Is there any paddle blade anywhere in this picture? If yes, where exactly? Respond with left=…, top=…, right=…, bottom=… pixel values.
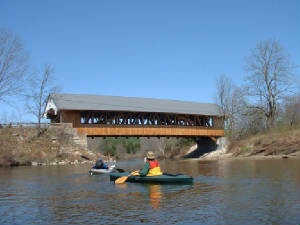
left=115, top=175, right=129, bottom=184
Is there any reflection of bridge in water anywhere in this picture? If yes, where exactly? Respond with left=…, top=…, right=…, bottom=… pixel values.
left=44, top=94, right=224, bottom=156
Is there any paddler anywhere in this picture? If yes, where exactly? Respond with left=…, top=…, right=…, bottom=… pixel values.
left=94, top=158, right=109, bottom=169
left=137, top=151, right=163, bottom=176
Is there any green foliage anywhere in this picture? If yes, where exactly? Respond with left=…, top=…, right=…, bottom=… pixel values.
left=178, top=138, right=196, bottom=149
left=126, top=138, right=140, bottom=154
left=104, top=144, right=117, bottom=156
left=103, top=137, right=140, bottom=155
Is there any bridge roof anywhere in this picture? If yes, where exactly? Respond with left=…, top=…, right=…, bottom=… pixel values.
left=46, top=93, right=222, bottom=116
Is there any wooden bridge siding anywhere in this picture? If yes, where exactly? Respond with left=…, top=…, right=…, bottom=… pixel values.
left=58, top=110, right=224, bottom=137
left=59, top=110, right=81, bottom=125
left=76, top=126, right=224, bottom=137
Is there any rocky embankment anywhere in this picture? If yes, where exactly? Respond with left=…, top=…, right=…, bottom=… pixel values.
left=0, top=124, right=97, bottom=167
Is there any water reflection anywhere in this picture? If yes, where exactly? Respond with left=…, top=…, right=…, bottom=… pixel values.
left=148, top=185, right=162, bottom=209
left=0, top=159, right=299, bottom=225
left=114, top=182, right=163, bottom=209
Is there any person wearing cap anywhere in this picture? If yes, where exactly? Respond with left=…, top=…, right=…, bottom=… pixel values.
left=138, top=151, right=163, bottom=177
left=94, top=158, right=108, bottom=169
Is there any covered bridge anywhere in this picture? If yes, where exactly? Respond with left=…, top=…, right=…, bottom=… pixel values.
left=44, top=93, right=224, bottom=138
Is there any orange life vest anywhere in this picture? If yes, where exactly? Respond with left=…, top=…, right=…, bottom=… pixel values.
left=149, top=159, right=160, bottom=168
left=147, top=159, right=163, bottom=176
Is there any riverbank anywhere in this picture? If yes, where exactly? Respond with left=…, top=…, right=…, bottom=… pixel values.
left=0, top=124, right=299, bottom=167
left=0, top=125, right=97, bottom=166
left=199, top=127, right=300, bottom=160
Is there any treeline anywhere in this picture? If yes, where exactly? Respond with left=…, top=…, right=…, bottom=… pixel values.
left=0, top=28, right=58, bottom=127
left=215, top=39, right=299, bottom=139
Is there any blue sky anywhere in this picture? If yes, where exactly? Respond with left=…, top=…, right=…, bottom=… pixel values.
left=0, top=0, right=299, bottom=122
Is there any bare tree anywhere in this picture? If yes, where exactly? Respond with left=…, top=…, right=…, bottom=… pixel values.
left=244, top=40, right=297, bottom=129
left=281, top=93, right=300, bottom=126
left=26, top=64, right=58, bottom=130
left=0, top=29, right=28, bottom=102
left=215, top=75, right=247, bottom=138
left=216, top=75, right=233, bottom=129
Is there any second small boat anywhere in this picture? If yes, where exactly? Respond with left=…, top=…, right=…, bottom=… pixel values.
left=89, top=162, right=116, bottom=175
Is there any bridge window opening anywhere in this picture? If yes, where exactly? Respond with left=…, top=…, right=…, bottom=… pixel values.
left=79, top=111, right=222, bottom=129
left=209, top=117, right=213, bottom=127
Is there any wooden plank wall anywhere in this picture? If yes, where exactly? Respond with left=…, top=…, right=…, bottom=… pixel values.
left=76, top=126, right=224, bottom=137
left=60, top=110, right=81, bottom=126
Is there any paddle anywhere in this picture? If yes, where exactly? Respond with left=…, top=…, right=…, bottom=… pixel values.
left=115, top=173, right=132, bottom=184
left=115, top=171, right=139, bottom=184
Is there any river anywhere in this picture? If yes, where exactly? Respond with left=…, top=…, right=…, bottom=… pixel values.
left=0, top=158, right=299, bottom=225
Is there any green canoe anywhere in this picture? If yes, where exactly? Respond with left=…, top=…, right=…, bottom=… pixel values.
left=110, top=172, right=193, bottom=184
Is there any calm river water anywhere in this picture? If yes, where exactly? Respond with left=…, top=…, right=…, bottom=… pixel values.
left=0, top=159, right=299, bottom=225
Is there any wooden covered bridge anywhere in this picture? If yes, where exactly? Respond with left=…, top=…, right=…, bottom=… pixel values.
left=44, top=93, right=224, bottom=138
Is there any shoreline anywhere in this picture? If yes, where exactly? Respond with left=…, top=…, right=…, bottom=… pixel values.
left=184, top=146, right=300, bottom=161
left=197, top=152, right=300, bottom=161
left=2, top=151, right=299, bottom=168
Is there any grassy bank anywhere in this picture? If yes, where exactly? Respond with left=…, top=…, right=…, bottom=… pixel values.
left=1, top=124, right=299, bottom=166
left=0, top=125, right=95, bottom=166
left=0, top=125, right=193, bottom=167
left=227, top=127, right=300, bottom=158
